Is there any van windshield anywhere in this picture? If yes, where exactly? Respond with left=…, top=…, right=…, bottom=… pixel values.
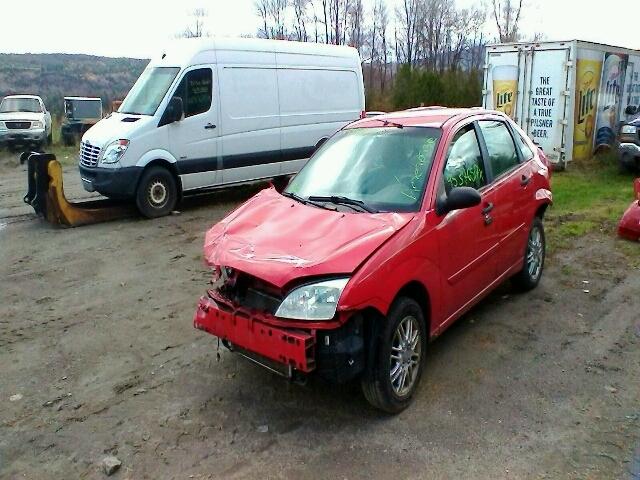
left=285, top=127, right=441, bottom=213
left=119, top=67, right=180, bottom=116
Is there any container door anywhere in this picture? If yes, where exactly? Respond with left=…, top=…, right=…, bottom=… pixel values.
left=483, top=48, right=527, bottom=125
left=521, top=47, right=572, bottom=164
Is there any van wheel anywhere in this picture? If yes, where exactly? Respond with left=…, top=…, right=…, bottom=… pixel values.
left=361, top=297, right=427, bottom=414
left=512, top=217, right=545, bottom=291
left=136, top=166, right=177, bottom=218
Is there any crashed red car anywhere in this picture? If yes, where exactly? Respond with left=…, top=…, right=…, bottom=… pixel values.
left=194, top=108, right=552, bottom=413
left=618, top=178, right=640, bottom=241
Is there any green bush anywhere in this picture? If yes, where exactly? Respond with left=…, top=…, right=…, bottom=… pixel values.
left=390, top=66, right=482, bottom=110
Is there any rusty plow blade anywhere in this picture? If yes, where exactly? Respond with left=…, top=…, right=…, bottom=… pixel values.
left=23, top=152, right=137, bottom=227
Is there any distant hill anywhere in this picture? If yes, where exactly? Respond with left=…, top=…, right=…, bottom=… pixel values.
left=0, top=53, right=148, bottom=116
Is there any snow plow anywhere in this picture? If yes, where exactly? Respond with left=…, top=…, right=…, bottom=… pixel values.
left=618, top=178, right=640, bottom=242
left=23, top=152, right=136, bottom=227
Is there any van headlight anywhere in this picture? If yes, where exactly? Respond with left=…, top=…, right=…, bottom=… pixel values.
left=621, top=125, right=638, bottom=135
left=100, top=139, right=130, bottom=164
left=275, top=278, right=349, bottom=321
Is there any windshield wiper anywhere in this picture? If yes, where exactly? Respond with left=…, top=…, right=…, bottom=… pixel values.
left=281, top=191, right=337, bottom=211
left=307, top=195, right=378, bottom=213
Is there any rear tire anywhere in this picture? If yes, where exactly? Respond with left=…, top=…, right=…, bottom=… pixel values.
left=361, top=297, right=427, bottom=414
left=512, top=217, right=546, bottom=291
left=135, top=166, right=178, bottom=219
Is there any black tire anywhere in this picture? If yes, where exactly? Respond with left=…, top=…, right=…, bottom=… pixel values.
left=512, top=217, right=546, bottom=291
left=135, top=166, right=178, bottom=219
left=62, top=134, right=74, bottom=147
left=361, top=297, right=427, bottom=414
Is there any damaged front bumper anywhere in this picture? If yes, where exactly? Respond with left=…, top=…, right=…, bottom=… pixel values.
left=193, top=289, right=367, bottom=383
left=194, top=291, right=317, bottom=377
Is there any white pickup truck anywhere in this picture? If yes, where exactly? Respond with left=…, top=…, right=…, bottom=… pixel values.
left=0, top=95, right=52, bottom=150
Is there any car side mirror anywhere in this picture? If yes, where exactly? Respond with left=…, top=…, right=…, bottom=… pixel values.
left=436, top=187, right=482, bottom=216
left=625, top=105, right=638, bottom=116
left=159, top=97, right=184, bottom=127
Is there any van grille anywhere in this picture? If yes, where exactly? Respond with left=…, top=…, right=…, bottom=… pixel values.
left=80, top=141, right=101, bottom=167
left=6, top=121, right=31, bottom=130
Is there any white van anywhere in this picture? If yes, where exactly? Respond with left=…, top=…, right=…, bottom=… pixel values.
left=79, top=37, right=365, bottom=217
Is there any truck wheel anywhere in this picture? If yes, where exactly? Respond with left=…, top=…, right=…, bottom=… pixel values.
left=135, top=166, right=178, bottom=218
left=361, top=297, right=427, bottom=414
left=512, top=217, right=545, bottom=291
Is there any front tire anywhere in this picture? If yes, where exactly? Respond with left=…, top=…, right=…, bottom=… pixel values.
left=512, top=217, right=546, bottom=291
left=361, top=297, right=427, bottom=414
left=135, top=166, right=178, bottom=218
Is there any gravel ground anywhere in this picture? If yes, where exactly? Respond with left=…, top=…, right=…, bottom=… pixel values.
left=1, top=153, right=639, bottom=479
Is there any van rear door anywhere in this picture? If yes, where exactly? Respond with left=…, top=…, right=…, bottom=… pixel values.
left=169, top=66, right=221, bottom=190
left=521, top=46, right=572, bottom=164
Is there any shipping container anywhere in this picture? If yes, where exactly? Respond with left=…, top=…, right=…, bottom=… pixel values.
left=482, top=40, right=640, bottom=167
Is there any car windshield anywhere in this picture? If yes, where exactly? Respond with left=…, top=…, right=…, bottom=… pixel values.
left=118, top=67, right=180, bottom=116
left=285, top=126, right=441, bottom=213
left=0, top=98, right=41, bottom=113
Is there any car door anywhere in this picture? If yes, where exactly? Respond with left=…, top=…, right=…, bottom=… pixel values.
left=167, top=66, right=221, bottom=190
left=435, top=122, right=500, bottom=323
left=477, top=119, right=533, bottom=276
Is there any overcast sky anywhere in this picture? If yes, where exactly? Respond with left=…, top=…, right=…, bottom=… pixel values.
left=0, top=0, right=638, bottom=58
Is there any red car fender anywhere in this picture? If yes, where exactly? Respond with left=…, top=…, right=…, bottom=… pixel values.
left=618, top=179, right=640, bottom=241
left=338, top=216, right=443, bottom=334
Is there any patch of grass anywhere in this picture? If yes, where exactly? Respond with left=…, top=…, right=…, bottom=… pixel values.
left=546, top=154, right=637, bottom=254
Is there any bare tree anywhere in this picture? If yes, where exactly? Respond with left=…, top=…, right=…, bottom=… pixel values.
left=396, top=0, right=418, bottom=66
left=348, top=0, right=364, bottom=52
left=179, top=8, right=209, bottom=38
left=492, top=0, right=523, bottom=42
left=292, top=0, right=310, bottom=41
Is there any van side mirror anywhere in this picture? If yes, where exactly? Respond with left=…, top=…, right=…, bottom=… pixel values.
left=625, top=105, right=638, bottom=116
left=159, top=97, right=184, bottom=127
left=436, top=187, right=482, bottom=216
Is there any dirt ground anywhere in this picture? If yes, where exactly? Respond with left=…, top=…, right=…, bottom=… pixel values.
left=1, top=152, right=639, bottom=479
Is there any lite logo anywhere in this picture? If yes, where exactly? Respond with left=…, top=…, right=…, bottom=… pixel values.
left=496, top=90, right=514, bottom=110
left=577, top=86, right=596, bottom=125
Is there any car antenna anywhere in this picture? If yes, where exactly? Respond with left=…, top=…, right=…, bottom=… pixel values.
left=381, top=119, right=403, bottom=129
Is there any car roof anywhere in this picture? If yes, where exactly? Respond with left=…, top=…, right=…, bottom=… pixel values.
left=348, top=107, right=505, bottom=129
left=2, top=95, right=43, bottom=100
left=64, top=97, right=102, bottom=101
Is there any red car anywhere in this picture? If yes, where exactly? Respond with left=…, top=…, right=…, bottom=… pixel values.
left=618, top=178, right=640, bottom=241
left=194, top=108, right=552, bottom=413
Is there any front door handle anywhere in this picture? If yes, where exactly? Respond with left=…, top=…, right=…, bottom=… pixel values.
left=204, top=123, right=217, bottom=130
left=482, top=202, right=494, bottom=215
left=521, top=174, right=531, bottom=186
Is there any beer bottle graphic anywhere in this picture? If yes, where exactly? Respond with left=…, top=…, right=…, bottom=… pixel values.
left=493, top=65, right=519, bottom=118
left=573, top=50, right=603, bottom=160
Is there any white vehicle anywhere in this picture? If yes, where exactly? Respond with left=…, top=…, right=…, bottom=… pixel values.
left=79, top=37, right=365, bottom=217
left=482, top=40, right=640, bottom=167
left=0, top=95, right=52, bottom=150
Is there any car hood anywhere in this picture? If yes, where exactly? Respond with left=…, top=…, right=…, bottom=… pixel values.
left=83, top=112, right=153, bottom=147
left=0, top=112, right=44, bottom=121
left=204, top=188, right=415, bottom=289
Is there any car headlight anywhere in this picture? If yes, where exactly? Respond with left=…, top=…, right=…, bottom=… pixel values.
left=275, top=278, right=349, bottom=321
left=0, top=121, right=5, bottom=130
left=31, top=120, right=44, bottom=129
left=621, top=125, right=638, bottom=135
left=100, top=139, right=130, bottom=164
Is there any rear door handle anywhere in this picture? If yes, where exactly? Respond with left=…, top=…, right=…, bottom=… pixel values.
left=204, top=123, right=217, bottom=130
left=482, top=202, right=494, bottom=215
left=521, top=174, right=531, bottom=186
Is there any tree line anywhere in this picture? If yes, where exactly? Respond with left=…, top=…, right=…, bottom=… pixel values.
left=251, top=0, right=526, bottom=111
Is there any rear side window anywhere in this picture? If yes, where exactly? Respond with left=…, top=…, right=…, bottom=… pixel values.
left=443, top=125, right=486, bottom=193
left=515, top=132, right=534, bottom=161
left=479, top=121, right=520, bottom=177
left=172, top=68, right=212, bottom=118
